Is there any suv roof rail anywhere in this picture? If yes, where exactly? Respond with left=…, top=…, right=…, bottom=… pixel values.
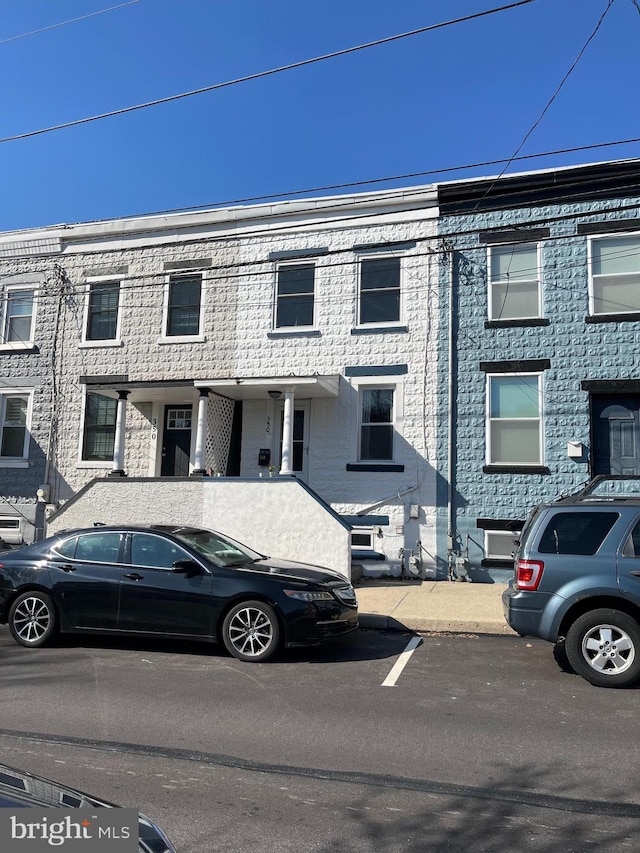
left=570, top=475, right=640, bottom=501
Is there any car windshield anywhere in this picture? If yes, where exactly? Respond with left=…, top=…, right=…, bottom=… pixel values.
left=170, top=528, right=264, bottom=567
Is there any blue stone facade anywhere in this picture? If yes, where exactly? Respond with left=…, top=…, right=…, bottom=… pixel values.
left=436, top=161, right=640, bottom=582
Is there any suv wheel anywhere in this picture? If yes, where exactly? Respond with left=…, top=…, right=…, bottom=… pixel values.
left=565, top=609, right=640, bottom=688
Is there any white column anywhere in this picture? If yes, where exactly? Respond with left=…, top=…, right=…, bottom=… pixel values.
left=109, top=390, right=129, bottom=477
left=192, top=388, right=210, bottom=475
left=280, top=388, right=295, bottom=475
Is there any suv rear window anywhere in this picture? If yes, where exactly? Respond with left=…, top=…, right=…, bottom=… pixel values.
left=538, top=512, right=619, bottom=555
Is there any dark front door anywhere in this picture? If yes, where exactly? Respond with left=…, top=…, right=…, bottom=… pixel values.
left=161, top=405, right=192, bottom=476
left=592, top=395, right=640, bottom=475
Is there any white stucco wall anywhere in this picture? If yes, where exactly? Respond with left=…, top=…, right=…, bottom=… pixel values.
left=46, top=477, right=352, bottom=578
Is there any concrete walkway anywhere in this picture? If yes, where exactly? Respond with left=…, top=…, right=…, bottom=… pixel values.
left=354, top=579, right=516, bottom=635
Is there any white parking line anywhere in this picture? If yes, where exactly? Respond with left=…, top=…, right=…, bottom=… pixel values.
left=381, top=636, right=422, bottom=687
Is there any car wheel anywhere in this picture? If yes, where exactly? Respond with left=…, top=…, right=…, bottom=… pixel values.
left=222, top=600, right=280, bottom=662
left=8, top=591, right=56, bottom=648
left=565, top=609, right=640, bottom=688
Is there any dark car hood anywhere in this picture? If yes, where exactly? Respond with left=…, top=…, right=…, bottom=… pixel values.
left=0, top=763, right=174, bottom=852
left=241, top=557, right=350, bottom=586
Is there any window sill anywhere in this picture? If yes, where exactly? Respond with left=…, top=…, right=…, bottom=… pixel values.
left=0, top=460, right=29, bottom=468
left=79, top=339, right=124, bottom=349
left=267, top=329, right=321, bottom=339
left=0, top=343, right=37, bottom=353
left=585, top=312, right=640, bottom=324
left=157, top=335, right=206, bottom=344
left=483, top=465, right=550, bottom=475
left=76, top=461, right=113, bottom=469
left=485, top=319, right=550, bottom=328
left=346, top=463, right=405, bottom=472
left=351, top=325, right=408, bottom=336
left=78, top=338, right=124, bottom=349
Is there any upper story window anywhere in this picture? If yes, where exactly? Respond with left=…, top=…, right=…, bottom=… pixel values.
left=488, top=243, right=540, bottom=320
left=487, top=374, right=542, bottom=466
left=358, top=257, right=401, bottom=326
left=165, top=273, right=202, bottom=337
left=1, top=287, right=35, bottom=348
left=0, top=393, right=31, bottom=460
left=82, top=392, right=117, bottom=462
left=590, top=234, right=640, bottom=315
left=275, top=263, right=315, bottom=328
left=360, top=387, right=394, bottom=461
left=84, top=280, right=121, bottom=342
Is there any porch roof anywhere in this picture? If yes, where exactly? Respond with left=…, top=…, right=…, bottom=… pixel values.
left=81, top=374, right=341, bottom=402
left=194, top=375, right=340, bottom=400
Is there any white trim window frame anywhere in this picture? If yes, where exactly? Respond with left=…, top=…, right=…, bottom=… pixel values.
left=81, top=276, right=122, bottom=346
left=349, top=377, right=404, bottom=463
left=484, top=529, right=518, bottom=560
left=588, top=232, right=640, bottom=316
left=0, top=390, right=33, bottom=467
left=488, top=242, right=542, bottom=321
left=0, top=285, right=37, bottom=350
left=78, top=389, right=117, bottom=467
left=160, top=271, right=206, bottom=342
left=273, top=261, right=316, bottom=330
left=357, top=254, right=403, bottom=328
left=486, top=373, right=543, bottom=466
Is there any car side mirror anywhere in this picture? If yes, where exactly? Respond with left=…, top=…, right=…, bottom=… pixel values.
left=172, top=559, right=203, bottom=576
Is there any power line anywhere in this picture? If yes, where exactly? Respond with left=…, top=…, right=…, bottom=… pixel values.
left=0, top=1, right=142, bottom=47
left=473, top=0, right=617, bottom=209
left=0, top=0, right=538, bottom=145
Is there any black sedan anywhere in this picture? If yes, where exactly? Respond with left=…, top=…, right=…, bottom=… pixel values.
left=0, top=525, right=358, bottom=661
left=0, top=761, right=176, bottom=852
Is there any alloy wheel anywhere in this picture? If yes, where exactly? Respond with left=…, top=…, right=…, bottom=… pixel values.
left=12, top=596, right=53, bottom=645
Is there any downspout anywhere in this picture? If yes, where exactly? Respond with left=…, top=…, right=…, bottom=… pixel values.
left=446, top=246, right=456, bottom=580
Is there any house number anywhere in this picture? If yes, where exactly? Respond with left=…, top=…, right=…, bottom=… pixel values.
left=266, top=416, right=271, bottom=435
left=151, top=417, right=157, bottom=440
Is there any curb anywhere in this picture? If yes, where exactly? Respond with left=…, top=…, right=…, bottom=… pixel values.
left=359, top=613, right=517, bottom=635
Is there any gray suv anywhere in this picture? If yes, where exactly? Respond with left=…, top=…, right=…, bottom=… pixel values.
left=503, top=476, right=640, bottom=688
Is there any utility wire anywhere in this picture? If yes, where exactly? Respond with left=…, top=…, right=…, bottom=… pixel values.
left=0, top=0, right=537, bottom=145
left=474, top=0, right=616, bottom=208
left=0, top=1, right=142, bottom=47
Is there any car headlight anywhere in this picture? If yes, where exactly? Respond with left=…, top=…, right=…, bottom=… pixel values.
left=284, top=589, right=334, bottom=602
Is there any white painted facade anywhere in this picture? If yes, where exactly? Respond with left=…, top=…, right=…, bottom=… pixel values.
left=1, top=186, right=440, bottom=576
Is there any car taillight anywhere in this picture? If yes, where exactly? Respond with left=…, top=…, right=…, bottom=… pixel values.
left=516, top=559, right=544, bottom=591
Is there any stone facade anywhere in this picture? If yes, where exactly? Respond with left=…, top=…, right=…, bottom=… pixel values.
left=437, top=160, right=640, bottom=581
left=1, top=188, right=441, bottom=577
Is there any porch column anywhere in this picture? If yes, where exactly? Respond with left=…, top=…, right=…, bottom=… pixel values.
left=108, top=390, right=129, bottom=477
left=192, top=387, right=210, bottom=476
left=280, top=388, right=295, bottom=475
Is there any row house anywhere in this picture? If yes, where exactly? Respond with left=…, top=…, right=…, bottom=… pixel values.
left=4, top=158, right=640, bottom=581
left=1, top=187, right=440, bottom=577
left=437, top=158, right=640, bottom=581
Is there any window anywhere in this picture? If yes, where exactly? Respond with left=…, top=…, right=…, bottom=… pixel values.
left=275, top=263, right=315, bottom=328
left=166, top=274, right=202, bottom=337
left=85, top=281, right=120, bottom=341
left=487, top=375, right=542, bottom=465
left=0, top=395, right=29, bottom=458
left=82, top=392, right=117, bottom=461
left=538, top=512, right=618, bottom=555
left=359, top=257, right=401, bottom=325
left=1, top=288, right=34, bottom=346
left=590, top=234, right=640, bottom=315
left=129, top=533, right=190, bottom=569
left=360, top=388, right=394, bottom=461
left=61, top=532, right=123, bottom=563
left=488, top=244, right=540, bottom=320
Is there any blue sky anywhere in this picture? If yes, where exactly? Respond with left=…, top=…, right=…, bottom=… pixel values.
left=1, top=0, right=638, bottom=231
